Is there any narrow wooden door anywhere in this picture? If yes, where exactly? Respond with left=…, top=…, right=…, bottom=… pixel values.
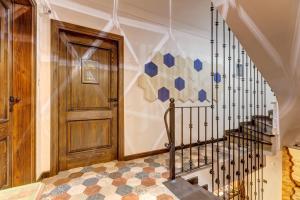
left=57, top=27, right=119, bottom=171
left=0, top=0, right=35, bottom=188
left=0, top=0, right=11, bottom=189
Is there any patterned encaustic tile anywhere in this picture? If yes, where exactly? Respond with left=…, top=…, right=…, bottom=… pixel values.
left=41, top=144, right=224, bottom=200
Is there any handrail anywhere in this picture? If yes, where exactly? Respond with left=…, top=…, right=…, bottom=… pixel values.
left=164, top=107, right=171, bottom=149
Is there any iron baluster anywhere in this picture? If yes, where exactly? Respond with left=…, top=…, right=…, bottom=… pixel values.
left=210, top=2, right=215, bottom=192
left=256, top=67, right=260, bottom=200
left=237, top=42, right=241, bottom=200
left=189, top=107, right=193, bottom=171
left=215, top=10, right=220, bottom=195
left=205, top=107, right=208, bottom=165
left=227, top=27, right=232, bottom=198
left=181, top=107, right=184, bottom=173
left=222, top=19, right=226, bottom=199
left=245, top=55, right=249, bottom=199
left=232, top=34, right=236, bottom=195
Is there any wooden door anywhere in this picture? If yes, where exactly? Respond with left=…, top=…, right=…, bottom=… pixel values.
left=0, top=0, right=36, bottom=188
left=0, top=0, right=12, bottom=189
left=56, top=26, right=120, bottom=171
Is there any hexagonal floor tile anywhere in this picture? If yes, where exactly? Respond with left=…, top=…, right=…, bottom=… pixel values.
left=84, top=185, right=101, bottom=196
left=112, top=177, right=127, bottom=187
left=141, top=178, right=156, bottom=187
left=116, top=185, right=133, bottom=196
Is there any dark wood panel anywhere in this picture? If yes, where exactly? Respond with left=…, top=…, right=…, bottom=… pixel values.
left=51, top=20, right=124, bottom=175
left=36, top=171, right=50, bottom=182
left=67, top=43, right=111, bottom=110
left=0, top=1, right=9, bottom=122
left=0, top=137, right=9, bottom=188
left=66, top=110, right=113, bottom=121
left=67, top=119, right=111, bottom=153
left=0, top=0, right=12, bottom=189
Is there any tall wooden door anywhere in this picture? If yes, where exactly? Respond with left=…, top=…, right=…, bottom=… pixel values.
left=0, top=0, right=36, bottom=188
left=0, top=0, right=12, bottom=189
left=55, top=22, right=121, bottom=171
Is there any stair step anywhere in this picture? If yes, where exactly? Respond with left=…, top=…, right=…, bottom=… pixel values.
left=252, top=116, right=272, bottom=127
left=225, top=130, right=272, bottom=145
left=240, top=122, right=272, bottom=133
left=225, top=129, right=273, bottom=144
left=164, top=177, right=220, bottom=200
left=239, top=124, right=274, bottom=141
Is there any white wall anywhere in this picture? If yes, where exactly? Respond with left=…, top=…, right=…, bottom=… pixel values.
left=35, top=0, right=276, bottom=179
left=35, top=0, right=213, bottom=177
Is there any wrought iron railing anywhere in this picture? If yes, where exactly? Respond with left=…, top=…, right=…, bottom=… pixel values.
left=164, top=3, right=274, bottom=200
left=164, top=99, right=212, bottom=179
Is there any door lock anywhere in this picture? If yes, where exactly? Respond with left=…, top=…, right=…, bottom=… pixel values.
left=9, top=96, right=21, bottom=112
left=109, top=98, right=118, bottom=107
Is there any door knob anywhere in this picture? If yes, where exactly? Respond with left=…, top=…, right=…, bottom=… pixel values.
left=9, top=96, right=21, bottom=112
left=109, top=98, right=118, bottom=102
left=109, top=98, right=118, bottom=107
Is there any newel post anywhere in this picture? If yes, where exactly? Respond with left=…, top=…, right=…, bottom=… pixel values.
left=169, top=98, right=176, bottom=180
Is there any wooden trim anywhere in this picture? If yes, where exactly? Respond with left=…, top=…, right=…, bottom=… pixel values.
left=124, top=149, right=168, bottom=161
left=37, top=171, right=50, bottom=182
left=50, top=20, right=124, bottom=176
left=27, top=0, right=37, bottom=182
left=124, top=138, right=225, bottom=161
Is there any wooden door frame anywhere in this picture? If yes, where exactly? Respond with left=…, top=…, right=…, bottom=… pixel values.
left=50, top=20, right=124, bottom=176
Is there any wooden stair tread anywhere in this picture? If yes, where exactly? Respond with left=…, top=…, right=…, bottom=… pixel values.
left=240, top=124, right=274, bottom=136
left=225, top=128, right=275, bottom=138
left=252, top=116, right=272, bottom=125
left=225, top=131, right=272, bottom=145
left=164, top=177, right=220, bottom=200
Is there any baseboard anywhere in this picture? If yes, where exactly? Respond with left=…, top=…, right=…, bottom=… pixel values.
left=124, top=138, right=225, bottom=161
left=124, top=148, right=168, bottom=161
left=37, top=171, right=50, bottom=182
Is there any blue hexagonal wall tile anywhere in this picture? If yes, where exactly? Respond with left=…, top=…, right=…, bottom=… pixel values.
left=194, top=59, right=203, bottom=72
left=144, top=62, right=158, bottom=77
left=175, top=77, right=185, bottom=91
left=163, top=53, right=175, bottom=68
left=214, top=72, right=222, bottom=83
left=198, top=89, right=207, bottom=102
left=158, top=87, right=170, bottom=102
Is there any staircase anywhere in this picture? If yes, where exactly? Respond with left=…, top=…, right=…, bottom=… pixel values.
left=226, top=115, right=276, bottom=153
left=162, top=2, right=278, bottom=199
left=164, top=100, right=274, bottom=199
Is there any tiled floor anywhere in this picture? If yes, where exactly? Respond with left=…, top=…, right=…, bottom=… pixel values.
left=41, top=146, right=221, bottom=200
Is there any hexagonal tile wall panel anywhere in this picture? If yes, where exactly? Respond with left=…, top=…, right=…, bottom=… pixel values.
left=198, top=89, right=207, bottom=102
left=158, top=87, right=170, bottom=102
left=144, top=62, right=158, bottom=77
left=194, top=59, right=203, bottom=72
left=163, top=53, right=175, bottom=68
left=174, top=77, right=185, bottom=91
left=138, top=52, right=223, bottom=103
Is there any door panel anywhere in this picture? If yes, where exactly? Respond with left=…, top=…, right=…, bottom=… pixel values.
left=0, top=126, right=10, bottom=189
left=0, top=0, right=11, bottom=189
left=67, top=119, right=111, bottom=153
left=58, top=31, right=119, bottom=171
left=67, top=43, right=111, bottom=110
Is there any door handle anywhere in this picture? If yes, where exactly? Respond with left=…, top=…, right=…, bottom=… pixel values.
left=109, top=98, right=118, bottom=102
left=109, top=98, right=118, bottom=107
left=9, top=96, right=21, bottom=112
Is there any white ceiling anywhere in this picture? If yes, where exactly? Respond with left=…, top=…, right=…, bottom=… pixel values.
left=60, top=0, right=211, bottom=35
